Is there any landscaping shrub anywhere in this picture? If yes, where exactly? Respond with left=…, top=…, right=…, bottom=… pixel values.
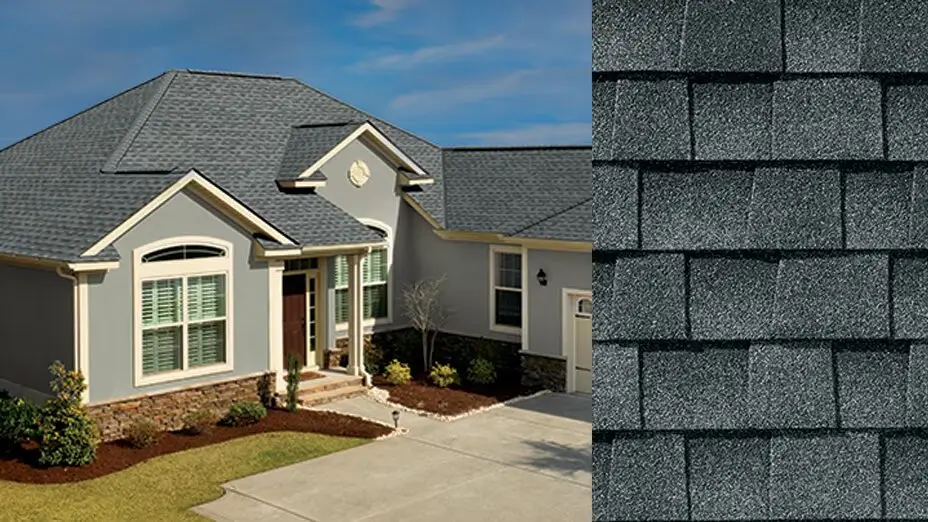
left=384, top=360, right=412, bottom=386
left=124, top=420, right=159, bottom=448
left=182, top=408, right=220, bottom=435
left=37, top=362, right=100, bottom=467
left=0, top=393, right=41, bottom=452
left=466, top=358, right=497, bottom=386
left=429, top=363, right=460, bottom=388
left=369, top=330, right=521, bottom=382
left=285, top=354, right=301, bottom=413
left=222, top=401, right=267, bottom=427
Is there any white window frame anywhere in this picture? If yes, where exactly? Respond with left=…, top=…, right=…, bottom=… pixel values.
left=133, top=236, right=235, bottom=387
left=335, top=219, right=393, bottom=331
left=489, top=245, right=525, bottom=334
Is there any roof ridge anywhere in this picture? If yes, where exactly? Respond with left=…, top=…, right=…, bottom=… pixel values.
left=508, top=197, right=590, bottom=236
left=444, top=144, right=592, bottom=151
left=182, top=69, right=285, bottom=80
left=293, top=121, right=366, bottom=129
left=101, top=71, right=178, bottom=173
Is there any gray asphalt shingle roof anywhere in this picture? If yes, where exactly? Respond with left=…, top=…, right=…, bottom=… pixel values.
left=275, top=123, right=362, bottom=181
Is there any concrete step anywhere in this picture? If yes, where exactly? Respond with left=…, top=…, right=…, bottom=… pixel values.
left=299, top=374, right=363, bottom=394
left=299, top=384, right=367, bottom=407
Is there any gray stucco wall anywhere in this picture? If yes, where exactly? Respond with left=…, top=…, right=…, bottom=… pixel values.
left=86, top=189, right=269, bottom=403
left=0, top=263, right=73, bottom=396
left=526, top=249, right=592, bottom=357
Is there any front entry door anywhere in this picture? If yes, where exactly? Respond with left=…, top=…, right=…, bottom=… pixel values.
left=307, top=275, right=317, bottom=357
left=283, top=274, right=307, bottom=368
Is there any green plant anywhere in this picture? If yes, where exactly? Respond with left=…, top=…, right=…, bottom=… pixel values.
left=428, top=363, right=460, bottom=388
left=285, top=354, right=301, bottom=413
left=182, top=408, right=220, bottom=435
left=383, top=360, right=412, bottom=386
left=37, top=362, right=99, bottom=466
left=0, top=394, right=41, bottom=452
left=466, top=358, right=497, bottom=385
left=222, top=401, right=267, bottom=427
left=124, top=420, right=159, bottom=448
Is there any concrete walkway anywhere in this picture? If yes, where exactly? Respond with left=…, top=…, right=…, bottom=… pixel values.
left=193, top=393, right=591, bottom=522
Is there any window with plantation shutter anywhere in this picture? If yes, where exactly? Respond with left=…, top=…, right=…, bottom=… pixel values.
left=490, top=246, right=522, bottom=331
left=334, top=223, right=391, bottom=326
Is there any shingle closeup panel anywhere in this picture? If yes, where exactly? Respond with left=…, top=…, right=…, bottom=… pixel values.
left=784, top=0, right=861, bottom=72
left=592, top=433, right=613, bottom=522
left=610, top=254, right=687, bottom=340
left=861, top=0, right=928, bottom=72
left=768, top=433, right=881, bottom=520
left=907, top=344, right=928, bottom=426
left=886, top=85, right=928, bottom=160
left=680, top=0, right=782, bottom=72
left=592, top=81, right=616, bottom=160
left=593, top=165, right=638, bottom=251
left=884, top=434, right=928, bottom=519
left=640, top=168, right=753, bottom=250
left=835, top=343, right=909, bottom=428
left=748, top=342, right=837, bottom=429
left=693, top=82, right=772, bottom=160
left=747, top=168, right=842, bottom=249
left=907, top=167, right=928, bottom=248
left=688, top=436, right=770, bottom=521
left=593, top=342, right=641, bottom=430
left=689, top=256, right=778, bottom=340
left=592, top=0, right=686, bottom=72
left=772, top=79, right=883, bottom=159
left=607, top=434, right=688, bottom=521
left=593, top=254, right=616, bottom=341
left=845, top=168, right=913, bottom=249
left=892, top=258, right=928, bottom=339
left=612, top=80, right=690, bottom=160
left=641, top=345, right=749, bottom=430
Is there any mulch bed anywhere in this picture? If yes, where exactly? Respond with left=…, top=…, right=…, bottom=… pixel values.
left=0, top=408, right=392, bottom=485
left=373, top=376, right=540, bottom=416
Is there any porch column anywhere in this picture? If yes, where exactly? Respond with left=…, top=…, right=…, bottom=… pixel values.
left=346, top=253, right=364, bottom=376
left=267, top=260, right=285, bottom=393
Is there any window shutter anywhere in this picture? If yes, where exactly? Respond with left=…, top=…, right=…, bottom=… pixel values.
left=335, top=288, right=349, bottom=323
left=188, top=321, right=226, bottom=368
left=367, top=249, right=387, bottom=284
left=334, top=255, right=348, bottom=287
left=142, top=279, right=183, bottom=327
left=364, top=284, right=388, bottom=319
left=142, top=327, right=182, bottom=375
left=188, top=275, right=226, bottom=321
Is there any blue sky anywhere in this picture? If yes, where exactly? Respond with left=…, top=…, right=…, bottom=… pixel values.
left=0, top=0, right=591, bottom=148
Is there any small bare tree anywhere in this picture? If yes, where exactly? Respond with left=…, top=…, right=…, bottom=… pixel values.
left=403, top=276, right=448, bottom=372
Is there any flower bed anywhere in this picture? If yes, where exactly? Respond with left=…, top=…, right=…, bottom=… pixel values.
left=370, top=376, right=544, bottom=419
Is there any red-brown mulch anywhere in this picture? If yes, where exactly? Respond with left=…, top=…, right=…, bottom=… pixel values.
left=299, top=371, right=326, bottom=381
left=372, top=376, right=540, bottom=416
left=0, top=408, right=392, bottom=485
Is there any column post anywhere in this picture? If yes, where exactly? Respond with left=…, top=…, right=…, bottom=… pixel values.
left=346, top=253, right=363, bottom=376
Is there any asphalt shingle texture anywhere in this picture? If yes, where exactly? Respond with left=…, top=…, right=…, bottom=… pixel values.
left=835, top=342, right=909, bottom=428
left=611, top=80, right=690, bottom=160
left=845, top=168, right=913, bottom=249
left=884, top=434, right=928, bottom=519
left=748, top=342, right=837, bottom=429
left=275, top=123, right=360, bottom=180
left=593, top=165, right=637, bottom=250
left=906, top=344, right=928, bottom=426
left=860, top=0, right=928, bottom=72
left=609, top=254, right=687, bottom=340
left=592, top=81, right=616, bottom=160
left=784, top=0, right=861, bottom=72
left=592, top=342, right=640, bottom=430
left=689, top=256, right=778, bottom=340
left=891, top=257, right=928, bottom=339
left=680, top=0, right=782, bottom=72
left=885, top=85, right=928, bottom=160
left=747, top=168, right=842, bottom=249
left=692, top=82, right=772, bottom=160
left=607, top=434, right=688, bottom=521
left=688, top=436, right=770, bottom=521
left=592, top=433, right=613, bottom=522
left=592, top=254, right=615, bottom=341
left=906, top=167, right=928, bottom=248
left=591, top=0, right=685, bottom=72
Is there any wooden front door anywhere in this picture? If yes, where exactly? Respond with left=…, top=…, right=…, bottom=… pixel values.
left=283, top=274, right=307, bottom=368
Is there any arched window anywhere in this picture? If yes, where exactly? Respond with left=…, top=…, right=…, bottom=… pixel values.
left=576, top=297, right=592, bottom=318
left=333, top=222, right=392, bottom=325
left=133, top=237, right=234, bottom=386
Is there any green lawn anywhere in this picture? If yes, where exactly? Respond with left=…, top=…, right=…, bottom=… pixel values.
left=0, top=432, right=368, bottom=522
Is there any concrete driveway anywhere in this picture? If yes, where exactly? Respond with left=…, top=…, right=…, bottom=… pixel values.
left=194, top=393, right=591, bottom=522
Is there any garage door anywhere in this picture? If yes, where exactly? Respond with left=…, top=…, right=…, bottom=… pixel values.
left=574, top=297, right=592, bottom=394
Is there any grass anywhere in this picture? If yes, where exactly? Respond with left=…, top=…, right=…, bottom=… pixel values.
left=0, top=431, right=368, bottom=522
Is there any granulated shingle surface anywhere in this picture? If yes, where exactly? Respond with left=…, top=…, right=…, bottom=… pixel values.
left=835, top=343, right=909, bottom=428
left=748, top=342, right=837, bottom=429
left=747, top=168, right=842, bottom=249
left=688, top=436, right=770, bottom=521
left=845, top=168, right=913, bottom=249
left=592, top=80, right=616, bottom=160
left=680, top=0, right=782, bottom=72
left=593, top=164, right=638, bottom=251
left=906, top=344, right=928, bottom=426
left=891, top=258, right=928, bottom=339
left=885, top=85, right=928, bottom=160
left=593, top=342, right=641, bottom=430
left=860, top=0, right=928, bottom=72
left=607, top=434, right=688, bottom=521
left=612, top=80, right=690, bottom=160
left=689, top=256, right=778, bottom=339
left=884, top=434, right=928, bottom=519
left=592, top=0, right=686, bottom=72
left=784, top=0, right=861, bottom=72
left=692, top=82, right=772, bottom=160
left=610, top=254, right=687, bottom=340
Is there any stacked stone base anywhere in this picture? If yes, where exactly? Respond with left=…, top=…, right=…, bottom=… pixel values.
left=87, top=373, right=273, bottom=442
left=521, top=353, right=567, bottom=392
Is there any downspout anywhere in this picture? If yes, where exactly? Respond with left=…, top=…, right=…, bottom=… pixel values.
left=55, top=267, right=80, bottom=379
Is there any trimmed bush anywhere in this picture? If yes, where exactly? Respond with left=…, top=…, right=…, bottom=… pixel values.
left=124, top=420, right=159, bottom=449
left=384, top=360, right=412, bottom=386
left=0, top=394, right=41, bottom=452
left=467, top=358, right=497, bottom=385
left=429, top=364, right=460, bottom=388
left=37, top=362, right=99, bottom=467
left=285, top=354, right=301, bottom=413
left=222, top=402, right=267, bottom=427
left=182, top=408, right=220, bottom=435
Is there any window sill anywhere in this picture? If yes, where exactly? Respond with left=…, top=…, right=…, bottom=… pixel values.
left=490, top=324, right=522, bottom=335
left=135, top=362, right=233, bottom=387
left=335, top=317, right=392, bottom=332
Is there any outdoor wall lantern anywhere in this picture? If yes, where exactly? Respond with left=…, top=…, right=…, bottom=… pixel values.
left=536, top=269, right=548, bottom=286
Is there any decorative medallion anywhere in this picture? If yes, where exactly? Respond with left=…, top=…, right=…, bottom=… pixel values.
left=348, top=160, right=370, bottom=187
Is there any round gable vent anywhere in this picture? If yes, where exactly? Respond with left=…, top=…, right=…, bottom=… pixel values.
left=348, top=160, right=370, bottom=187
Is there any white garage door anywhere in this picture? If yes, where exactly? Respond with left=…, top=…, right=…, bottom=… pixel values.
left=574, top=297, right=592, bottom=394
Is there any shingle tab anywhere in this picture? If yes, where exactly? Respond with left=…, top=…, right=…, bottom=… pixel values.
left=592, top=0, right=686, bottom=72
left=607, top=434, right=688, bottom=521
left=891, top=258, right=928, bottom=339
left=593, top=342, right=641, bottom=430
left=907, top=167, right=928, bottom=248
left=906, top=344, right=928, bottom=426
left=693, top=82, right=772, bottom=160
left=886, top=85, right=928, bottom=160
left=769, top=433, right=881, bottom=520
left=592, top=81, right=615, bottom=160
left=593, top=165, right=637, bottom=250
left=592, top=433, right=613, bottom=522
left=689, top=256, right=778, bottom=340
left=612, top=80, right=690, bottom=160
left=845, top=168, right=912, bottom=249
left=884, top=434, right=928, bottom=519
left=680, top=0, right=782, bottom=72
left=688, top=436, right=770, bottom=521
left=748, top=342, right=837, bottom=429
left=610, top=254, right=687, bottom=340
left=772, top=79, right=883, bottom=159
left=784, top=0, right=861, bottom=72
left=640, top=169, right=753, bottom=250
left=593, top=254, right=616, bottom=341
left=641, top=345, right=750, bottom=430
left=747, top=168, right=842, bottom=249
left=774, top=255, right=890, bottom=338
left=835, top=343, right=908, bottom=428
left=861, top=0, right=928, bottom=72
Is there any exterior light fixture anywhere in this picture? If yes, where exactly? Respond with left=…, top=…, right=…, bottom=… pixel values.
left=536, top=269, right=548, bottom=286
left=392, top=410, right=400, bottom=428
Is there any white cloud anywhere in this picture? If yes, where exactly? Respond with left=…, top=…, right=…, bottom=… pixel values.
left=460, top=123, right=592, bottom=146
left=354, top=35, right=506, bottom=71
left=388, top=69, right=541, bottom=111
left=353, top=0, right=416, bottom=27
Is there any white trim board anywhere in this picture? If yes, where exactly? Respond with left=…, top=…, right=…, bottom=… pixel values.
left=561, top=287, right=592, bottom=394
left=488, top=244, right=524, bottom=336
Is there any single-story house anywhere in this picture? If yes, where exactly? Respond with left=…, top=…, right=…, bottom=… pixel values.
left=0, top=69, right=591, bottom=437
left=595, top=0, right=928, bottom=520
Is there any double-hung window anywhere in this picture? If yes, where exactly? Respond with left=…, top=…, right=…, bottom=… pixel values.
left=491, top=246, right=522, bottom=331
left=135, top=239, right=233, bottom=385
left=334, top=225, right=390, bottom=325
